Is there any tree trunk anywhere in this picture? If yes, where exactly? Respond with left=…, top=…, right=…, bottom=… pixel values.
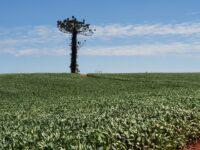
left=70, top=29, right=78, bottom=73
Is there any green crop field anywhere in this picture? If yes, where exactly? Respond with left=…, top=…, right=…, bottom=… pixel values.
left=0, top=73, right=200, bottom=149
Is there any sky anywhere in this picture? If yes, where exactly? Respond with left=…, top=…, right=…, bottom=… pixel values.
left=1, top=0, right=200, bottom=73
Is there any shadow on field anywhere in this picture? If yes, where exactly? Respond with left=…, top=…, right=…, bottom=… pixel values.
left=86, top=74, right=131, bottom=82
left=86, top=74, right=200, bottom=88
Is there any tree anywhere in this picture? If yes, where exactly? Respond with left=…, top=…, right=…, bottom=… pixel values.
left=57, top=16, right=94, bottom=73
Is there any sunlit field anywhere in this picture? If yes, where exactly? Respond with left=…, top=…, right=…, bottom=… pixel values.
left=0, top=73, right=200, bottom=149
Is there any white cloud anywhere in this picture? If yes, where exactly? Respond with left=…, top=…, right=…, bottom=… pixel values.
left=0, top=26, right=66, bottom=45
left=186, top=11, right=200, bottom=16
left=4, top=48, right=68, bottom=57
left=0, top=26, right=68, bottom=56
left=7, top=43, right=200, bottom=56
left=1, top=22, right=200, bottom=57
left=93, top=23, right=200, bottom=39
left=80, top=43, right=200, bottom=56
left=3, top=42, right=199, bottom=57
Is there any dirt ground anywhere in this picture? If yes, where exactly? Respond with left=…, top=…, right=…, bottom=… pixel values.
left=80, top=74, right=88, bottom=78
left=183, top=140, right=200, bottom=150
left=187, top=141, right=200, bottom=150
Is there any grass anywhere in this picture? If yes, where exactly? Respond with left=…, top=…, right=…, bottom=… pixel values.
left=0, top=73, right=200, bottom=149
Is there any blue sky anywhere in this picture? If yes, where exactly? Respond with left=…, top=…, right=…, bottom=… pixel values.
left=1, top=0, right=200, bottom=73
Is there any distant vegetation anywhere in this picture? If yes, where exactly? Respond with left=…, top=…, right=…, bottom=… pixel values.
left=0, top=73, right=200, bottom=149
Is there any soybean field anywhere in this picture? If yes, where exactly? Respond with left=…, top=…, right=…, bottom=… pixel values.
left=0, top=73, right=200, bottom=149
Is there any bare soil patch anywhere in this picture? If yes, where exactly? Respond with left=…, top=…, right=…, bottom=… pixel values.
left=80, top=74, right=88, bottom=78
left=182, top=140, right=200, bottom=150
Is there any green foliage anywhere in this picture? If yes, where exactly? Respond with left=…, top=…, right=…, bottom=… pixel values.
left=0, top=73, right=200, bottom=149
